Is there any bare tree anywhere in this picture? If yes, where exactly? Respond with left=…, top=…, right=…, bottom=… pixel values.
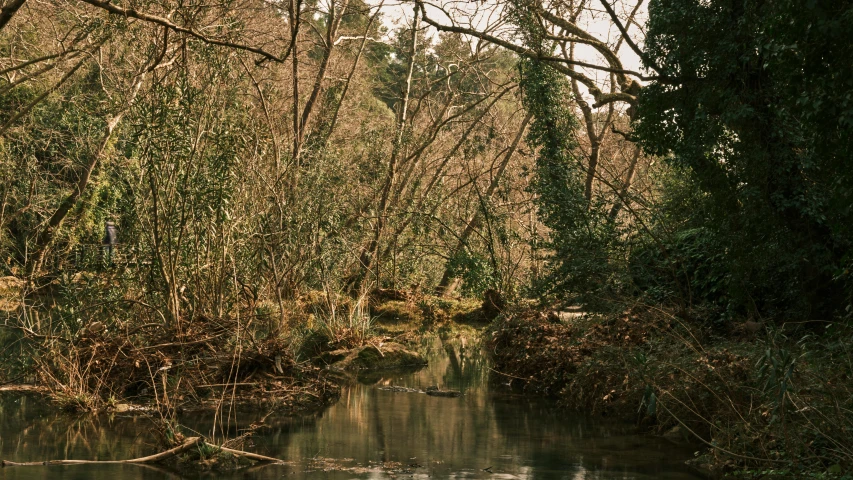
left=416, top=0, right=656, bottom=229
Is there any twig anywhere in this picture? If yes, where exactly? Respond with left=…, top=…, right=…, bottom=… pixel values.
left=1, top=437, right=285, bottom=467
left=488, top=366, right=528, bottom=381
left=1, top=436, right=203, bottom=466
left=196, top=383, right=257, bottom=388
left=137, top=336, right=219, bottom=350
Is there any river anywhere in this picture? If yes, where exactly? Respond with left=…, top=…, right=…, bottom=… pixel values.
left=0, top=335, right=703, bottom=479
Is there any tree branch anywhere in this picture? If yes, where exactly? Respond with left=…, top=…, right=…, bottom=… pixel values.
left=417, top=3, right=597, bottom=92
left=1, top=436, right=285, bottom=466
left=534, top=7, right=629, bottom=87
left=416, top=1, right=644, bottom=107
left=79, top=0, right=287, bottom=63
left=597, top=0, right=664, bottom=76
left=0, top=51, right=65, bottom=76
left=592, top=91, right=636, bottom=108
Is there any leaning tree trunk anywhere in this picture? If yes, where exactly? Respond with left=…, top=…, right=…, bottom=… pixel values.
left=299, top=0, right=350, bottom=143
left=0, top=0, right=27, bottom=31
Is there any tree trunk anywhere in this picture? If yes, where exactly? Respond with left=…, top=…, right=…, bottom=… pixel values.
left=289, top=0, right=302, bottom=167
left=584, top=141, right=600, bottom=204
left=299, top=0, right=350, bottom=141
left=608, top=144, right=641, bottom=220
left=353, top=6, right=419, bottom=291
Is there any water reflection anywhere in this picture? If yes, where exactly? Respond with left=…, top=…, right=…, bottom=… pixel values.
left=0, top=336, right=702, bottom=479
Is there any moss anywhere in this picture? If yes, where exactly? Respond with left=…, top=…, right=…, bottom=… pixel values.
left=418, top=296, right=484, bottom=326
left=355, top=345, right=382, bottom=365
left=168, top=445, right=255, bottom=473
left=322, top=343, right=426, bottom=372
left=373, top=300, right=422, bottom=323
left=371, top=295, right=487, bottom=335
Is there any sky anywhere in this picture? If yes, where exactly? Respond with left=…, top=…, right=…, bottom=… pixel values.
left=372, top=0, right=649, bottom=84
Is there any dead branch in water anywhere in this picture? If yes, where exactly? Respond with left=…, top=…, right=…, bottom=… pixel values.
left=216, top=446, right=281, bottom=463
left=0, top=436, right=283, bottom=467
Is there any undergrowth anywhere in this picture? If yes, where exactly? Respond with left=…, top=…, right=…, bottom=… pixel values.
left=0, top=284, right=354, bottom=413
left=487, top=306, right=853, bottom=477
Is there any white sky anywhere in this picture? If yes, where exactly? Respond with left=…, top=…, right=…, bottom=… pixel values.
left=373, top=0, right=648, bottom=84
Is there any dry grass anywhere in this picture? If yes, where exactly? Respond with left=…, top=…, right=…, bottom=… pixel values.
left=0, top=276, right=24, bottom=312
left=2, top=300, right=339, bottom=415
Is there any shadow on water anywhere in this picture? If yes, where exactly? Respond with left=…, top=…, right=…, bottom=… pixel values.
left=0, top=336, right=704, bottom=479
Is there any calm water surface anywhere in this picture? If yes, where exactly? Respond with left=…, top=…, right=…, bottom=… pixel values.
left=0, top=336, right=702, bottom=479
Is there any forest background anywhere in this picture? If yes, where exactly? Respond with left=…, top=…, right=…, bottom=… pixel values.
left=1, top=0, right=853, bottom=475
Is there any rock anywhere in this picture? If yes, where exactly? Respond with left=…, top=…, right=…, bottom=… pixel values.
left=544, top=310, right=583, bottom=323
left=87, top=321, right=106, bottom=334
left=558, top=311, right=584, bottom=322
left=113, top=403, right=134, bottom=413
left=662, top=425, right=689, bottom=444
left=318, top=350, right=349, bottom=365
left=355, top=345, right=384, bottom=366
left=320, top=342, right=426, bottom=372
left=425, top=386, right=462, bottom=397
left=109, top=403, right=150, bottom=413
left=745, top=320, right=764, bottom=333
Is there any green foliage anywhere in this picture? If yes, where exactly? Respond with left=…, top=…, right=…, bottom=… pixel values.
left=518, top=57, right=626, bottom=309
left=757, top=339, right=798, bottom=424
left=637, top=0, right=853, bottom=320
left=0, top=69, right=109, bottom=264
left=629, top=225, right=730, bottom=319
left=445, top=250, right=495, bottom=297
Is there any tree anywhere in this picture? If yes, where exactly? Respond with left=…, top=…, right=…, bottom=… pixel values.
left=636, top=0, right=853, bottom=319
left=416, top=0, right=661, bottom=300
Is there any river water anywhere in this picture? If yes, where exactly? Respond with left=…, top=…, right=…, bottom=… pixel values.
left=0, top=335, right=703, bottom=479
